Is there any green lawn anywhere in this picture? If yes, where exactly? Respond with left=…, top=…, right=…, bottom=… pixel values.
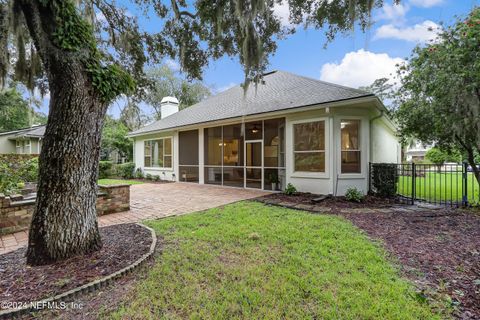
left=398, top=172, right=480, bottom=204
left=98, top=179, right=144, bottom=186
left=108, top=202, right=440, bottom=319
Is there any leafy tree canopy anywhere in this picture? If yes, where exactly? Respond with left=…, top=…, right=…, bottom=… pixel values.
left=358, top=77, right=396, bottom=109
left=394, top=7, right=480, bottom=183
left=0, top=87, right=46, bottom=132
left=0, top=0, right=392, bottom=101
left=101, top=115, right=132, bottom=161
left=425, top=147, right=461, bottom=165
left=143, top=65, right=211, bottom=119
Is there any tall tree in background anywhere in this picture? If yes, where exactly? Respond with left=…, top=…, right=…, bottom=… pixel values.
left=144, top=65, right=211, bottom=119
left=0, top=87, right=46, bottom=131
left=358, top=78, right=396, bottom=108
left=395, top=7, right=480, bottom=185
left=101, top=116, right=133, bottom=161
left=0, top=0, right=392, bottom=265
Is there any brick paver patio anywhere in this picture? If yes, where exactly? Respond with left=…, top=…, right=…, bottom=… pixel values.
left=0, top=182, right=268, bottom=255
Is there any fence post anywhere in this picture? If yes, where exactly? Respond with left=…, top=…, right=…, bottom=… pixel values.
left=462, top=161, right=469, bottom=207
left=411, top=162, right=416, bottom=205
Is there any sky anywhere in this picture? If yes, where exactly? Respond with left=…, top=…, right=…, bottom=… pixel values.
left=34, top=0, right=477, bottom=117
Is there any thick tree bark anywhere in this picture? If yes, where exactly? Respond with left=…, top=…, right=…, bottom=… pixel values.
left=19, top=1, right=105, bottom=265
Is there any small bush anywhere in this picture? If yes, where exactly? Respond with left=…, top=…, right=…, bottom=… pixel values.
left=118, top=162, right=135, bottom=179
left=284, top=183, right=297, bottom=195
left=145, top=173, right=153, bottom=180
left=345, top=187, right=364, bottom=202
left=135, top=168, right=144, bottom=179
left=153, top=175, right=160, bottom=182
left=99, top=161, right=113, bottom=179
left=371, top=163, right=397, bottom=197
left=0, top=156, right=39, bottom=195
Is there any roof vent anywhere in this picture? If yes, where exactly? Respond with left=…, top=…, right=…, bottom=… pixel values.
left=160, top=96, right=179, bottom=119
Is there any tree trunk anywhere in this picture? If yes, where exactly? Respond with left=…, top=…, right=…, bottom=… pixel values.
left=19, top=1, right=106, bottom=265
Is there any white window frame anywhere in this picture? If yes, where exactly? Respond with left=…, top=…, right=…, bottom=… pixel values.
left=290, top=117, right=329, bottom=178
left=144, top=136, right=174, bottom=170
left=338, top=117, right=365, bottom=178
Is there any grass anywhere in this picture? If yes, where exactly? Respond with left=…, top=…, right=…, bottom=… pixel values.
left=98, top=179, right=144, bottom=186
left=108, top=201, right=440, bottom=319
left=398, top=172, right=480, bottom=204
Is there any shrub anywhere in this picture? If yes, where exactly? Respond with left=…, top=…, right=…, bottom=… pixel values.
left=284, top=183, right=297, bottom=195
left=19, top=157, right=38, bottom=182
left=135, top=168, right=144, bottom=179
left=99, top=161, right=113, bottom=179
left=153, top=175, right=160, bottom=181
left=145, top=173, right=153, bottom=180
left=117, top=162, right=135, bottom=179
left=0, top=156, right=39, bottom=195
left=371, top=163, right=397, bottom=197
left=345, top=187, right=364, bottom=202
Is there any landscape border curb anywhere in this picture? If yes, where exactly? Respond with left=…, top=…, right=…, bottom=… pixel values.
left=0, top=223, right=157, bottom=319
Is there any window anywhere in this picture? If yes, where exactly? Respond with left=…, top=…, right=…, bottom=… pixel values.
left=293, top=121, right=325, bottom=172
left=144, top=137, right=173, bottom=168
left=16, top=140, right=23, bottom=154
left=341, top=120, right=361, bottom=173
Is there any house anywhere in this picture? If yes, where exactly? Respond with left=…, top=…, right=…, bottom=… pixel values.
left=127, top=70, right=400, bottom=195
left=0, top=125, right=45, bottom=155
left=404, top=139, right=431, bottom=162
left=0, top=125, right=127, bottom=163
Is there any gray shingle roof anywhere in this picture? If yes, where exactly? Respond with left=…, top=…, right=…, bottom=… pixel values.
left=0, top=125, right=45, bottom=138
left=129, top=70, right=372, bottom=136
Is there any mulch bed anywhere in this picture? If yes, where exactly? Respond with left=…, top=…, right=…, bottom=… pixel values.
left=258, top=192, right=397, bottom=208
left=0, top=223, right=152, bottom=309
left=342, top=209, right=480, bottom=319
left=258, top=192, right=479, bottom=319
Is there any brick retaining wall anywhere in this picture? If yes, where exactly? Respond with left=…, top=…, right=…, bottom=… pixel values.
left=0, top=185, right=130, bottom=235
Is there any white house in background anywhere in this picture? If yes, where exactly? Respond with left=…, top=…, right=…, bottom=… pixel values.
left=0, top=125, right=45, bottom=155
left=127, top=70, right=400, bottom=195
left=404, top=140, right=432, bottom=162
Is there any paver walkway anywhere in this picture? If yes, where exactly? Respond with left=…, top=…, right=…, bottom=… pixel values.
left=0, top=182, right=269, bottom=255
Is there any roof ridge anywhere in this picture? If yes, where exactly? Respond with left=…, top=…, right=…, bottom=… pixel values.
left=274, top=70, right=371, bottom=95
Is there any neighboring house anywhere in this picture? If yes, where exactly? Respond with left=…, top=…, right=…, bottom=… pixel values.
left=0, top=125, right=45, bottom=155
left=127, top=70, right=400, bottom=195
left=404, top=140, right=431, bottom=162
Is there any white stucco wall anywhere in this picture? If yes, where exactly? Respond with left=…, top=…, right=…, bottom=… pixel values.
left=133, top=130, right=179, bottom=181
left=370, top=117, right=401, bottom=164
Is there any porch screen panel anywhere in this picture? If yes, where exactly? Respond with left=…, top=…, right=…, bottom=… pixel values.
left=204, top=126, right=222, bottom=184
left=179, top=130, right=199, bottom=182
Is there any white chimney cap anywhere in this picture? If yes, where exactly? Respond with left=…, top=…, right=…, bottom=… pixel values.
left=161, top=96, right=179, bottom=105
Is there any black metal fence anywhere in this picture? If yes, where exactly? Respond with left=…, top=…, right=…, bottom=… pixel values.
left=369, top=162, right=480, bottom=207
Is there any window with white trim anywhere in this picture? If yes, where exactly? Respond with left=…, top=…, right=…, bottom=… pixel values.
left=293, top=120, right=325, bottom=172
left=144, top=137, right=173, bottom=168
left=341, top=120, right=361, bottom=173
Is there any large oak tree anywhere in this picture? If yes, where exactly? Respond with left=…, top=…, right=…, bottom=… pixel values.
left=0, top=0, right=393, bottom=265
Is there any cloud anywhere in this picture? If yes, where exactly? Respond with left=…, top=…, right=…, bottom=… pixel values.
left=319, top=49, right=404, bottom=88
left=409, top=0, right=443, bottom=8
left=377, top=3, right=409, bottom=25
left=374, top=20, right=440, bottom=43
